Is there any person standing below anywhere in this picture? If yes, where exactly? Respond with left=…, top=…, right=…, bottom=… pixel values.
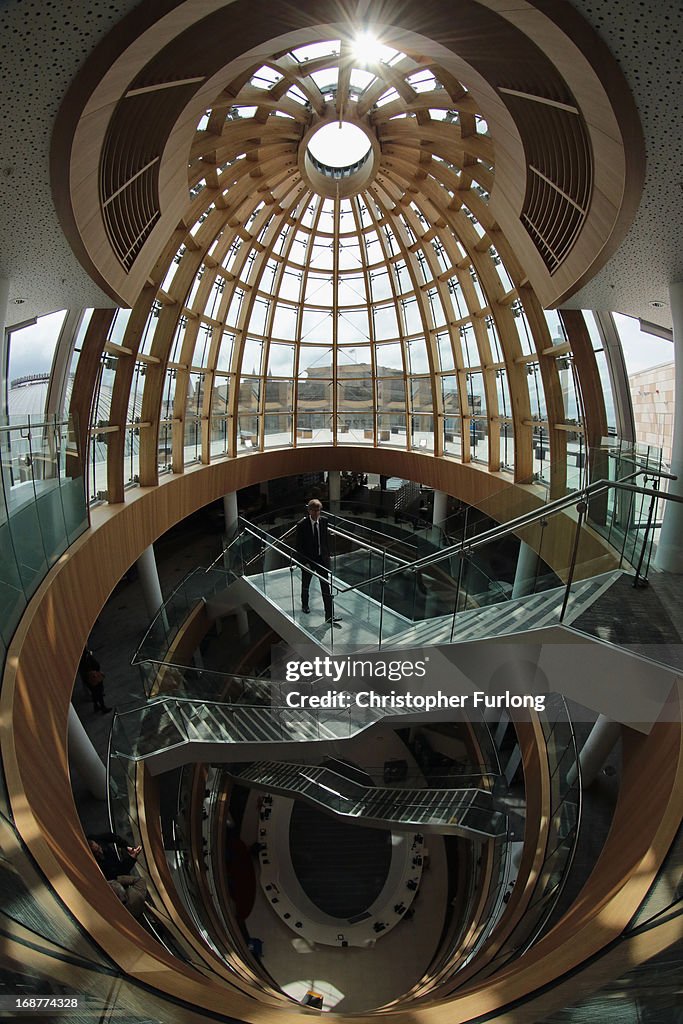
left=79, top=647, right=111, bottom=714
left=295, top=499, right=341, bottom=627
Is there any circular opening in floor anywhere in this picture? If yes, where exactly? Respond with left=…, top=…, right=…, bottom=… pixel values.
left=307, top=121, right=371, bottom=170
left=289, top=801, right=392, bottom=918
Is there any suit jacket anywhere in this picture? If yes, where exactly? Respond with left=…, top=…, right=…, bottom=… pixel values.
left=296, top=515, right=332, bottom=565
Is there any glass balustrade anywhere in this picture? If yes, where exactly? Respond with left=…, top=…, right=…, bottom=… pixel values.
left=0, top=414, right=87, bottom=654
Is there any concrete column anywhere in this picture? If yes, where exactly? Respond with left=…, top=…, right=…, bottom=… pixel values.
left=223, top=491, right=239, bottom=537
left=654, top=281, right=683, bottom=571
left=512, top=541, right=539, bottom=598
left=68, top=704, right=107, bottom=800
left=432, top=489, right=448, bottom=526
left=567, top=715, right=621, bottom=788
left=328, top=470, right=341, bottom=514
left=136, top=544, right=166, bottom=623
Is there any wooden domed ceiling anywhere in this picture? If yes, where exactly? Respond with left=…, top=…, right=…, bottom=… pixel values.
left=50, top=1, right=645, bottom=500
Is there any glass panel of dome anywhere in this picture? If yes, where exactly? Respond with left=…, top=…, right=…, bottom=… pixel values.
left=267, top=344, right=295, bottom=378
left=407, top=70, right=437, bottom=93
left=437, top=332, right=455, bottom=371
left=289, top=232, right=308, bottom=263
left=297, top=346, right=332, bottom=375
left=210, top=376, right=229, bottom=416
left=249, top=65, right=283, bottom=89
left=512, top=300, right=535, bottom=356
left=125, top=361, right=145, bottom=427
left=209, top=416, right=229, bottom=457
left=373, top=304, right=399, bottom=340
left=337, top=275, right=364, bottom=305
left=377, top=372, right=405, bottom=404
left=309, top=241, right=335, bottom=272
left=444, top=420, right=462, bottom=457
left=337, top=309, right=370, bottom=343
left=411, top=414, right=434, bottom=450
left=486, top=317, right=503, bottom=362
left=369, top=269, right=391, bottom=302
left=271, top=304, right=298, bottom=340
left=350, top=68, right=375, bottom=92
left=297, top=379, right=332, bottom=410
left=495, top=369, right=511, bottom=417
left=401, top=299, right=423, bottom=335
left=339, top=243, right=362, bottom=271
left=407, top=338, right=430, bottom=374
left=238, top=377, right=260, bottom=420
left=376, top=88, right=399, bottom=107
left=337, top=345, right=371, bottom=368
left=544, top=310, right=568, bottom=346
left=558, top=356, right=581, bottom=422
left=161, top=368, right=176, bottom=415
left=202, top=278, right=224, bottom=320
left=265, top=379, right=293, bottom=410
left=458, top=323, right=478, bottom=366
left=309, top=69, right=338, bottom=95
left=317, top=201, right=335, bottom=233
left=138, top=303, right=161, bottom=355
left=301, top=309, right=332, bottom=343
left=247, top=298, right=269, bottom=335
left=290, top=40, right=339, bottom=63
left=469, top=418, right=488, bottom=463
left=375, top=342, right=403, bottom=372
left=442, top=375, right=460, bottom=413
left=241, top=338, right=264, bottom=375
left=191, top=324, right=212, bottom=368
left=286, top=85, right=308, bottom=105
left=226, top=289, right=244, bottom=327
left=222, top=240, right=241, bottom=271
left=216, top=330, right=234, bottom=372
left=337, top=377, right=373, bottom=411
left=427, top=289, right=446, bottom=327
left=296, top=413, right=332, bottom=444
left=378, top=413, right=406, bottom=444
left=264, top=414, right=292, bottom=448
left=304, top=275, right=333, bottom=304
left=365, top=235, right=383, bottom=264
left=411, top=379, right=432, bottom=412
left=238, top=414, right=259, bottom=448
left=469, top=268, right=486, bottom=308
left=466, top=373, right=486, bottom=416
left=278, top=271, right=302, bottom=303
left=527, top=363, right=547, bottom=419
left=499, top=422, right=514, bottom=471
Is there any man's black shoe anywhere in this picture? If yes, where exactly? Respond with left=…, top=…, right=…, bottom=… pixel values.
left=325, top=617, right=342, bottom=628
left=301, top=605, right=310, bottom=614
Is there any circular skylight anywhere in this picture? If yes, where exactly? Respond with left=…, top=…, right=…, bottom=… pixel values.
left=307, top=121, right=371, bottom=168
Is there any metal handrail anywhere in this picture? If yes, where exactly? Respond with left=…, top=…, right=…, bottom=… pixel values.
left=233, top=475, right=681, bottom=599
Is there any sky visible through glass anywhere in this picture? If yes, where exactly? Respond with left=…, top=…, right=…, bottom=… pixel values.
left=308, top=122, right=371, bottom=168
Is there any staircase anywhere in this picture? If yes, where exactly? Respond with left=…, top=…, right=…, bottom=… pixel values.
left=227, top=760, right=507, bottom=839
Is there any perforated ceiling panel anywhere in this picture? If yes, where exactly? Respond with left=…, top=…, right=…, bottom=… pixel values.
left=0, top=0, right=141, bottom=327
left=567, top=0, right=683, bottom=328
left=0, top=0, right=681, bottom=329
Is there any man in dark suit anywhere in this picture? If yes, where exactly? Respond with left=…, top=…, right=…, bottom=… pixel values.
left=295, top=499, right=341, bottom=626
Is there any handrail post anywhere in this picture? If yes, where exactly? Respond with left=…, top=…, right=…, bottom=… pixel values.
left=633, top=479, right=658, bottom=588
left=378, top=549, right=386, bottom=649
left=559, top=498, right=587, bottom=623
left=450, top=549, right=466, bottom=643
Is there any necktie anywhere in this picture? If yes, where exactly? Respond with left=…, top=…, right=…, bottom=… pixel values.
left=314, top=520, right=320, bottom=555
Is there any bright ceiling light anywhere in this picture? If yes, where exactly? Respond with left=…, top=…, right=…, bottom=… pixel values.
left=353, top=31, right=381, bottom=65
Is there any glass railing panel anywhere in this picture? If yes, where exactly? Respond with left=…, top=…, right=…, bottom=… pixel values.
left=0, top=519, right=27, bottom=646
